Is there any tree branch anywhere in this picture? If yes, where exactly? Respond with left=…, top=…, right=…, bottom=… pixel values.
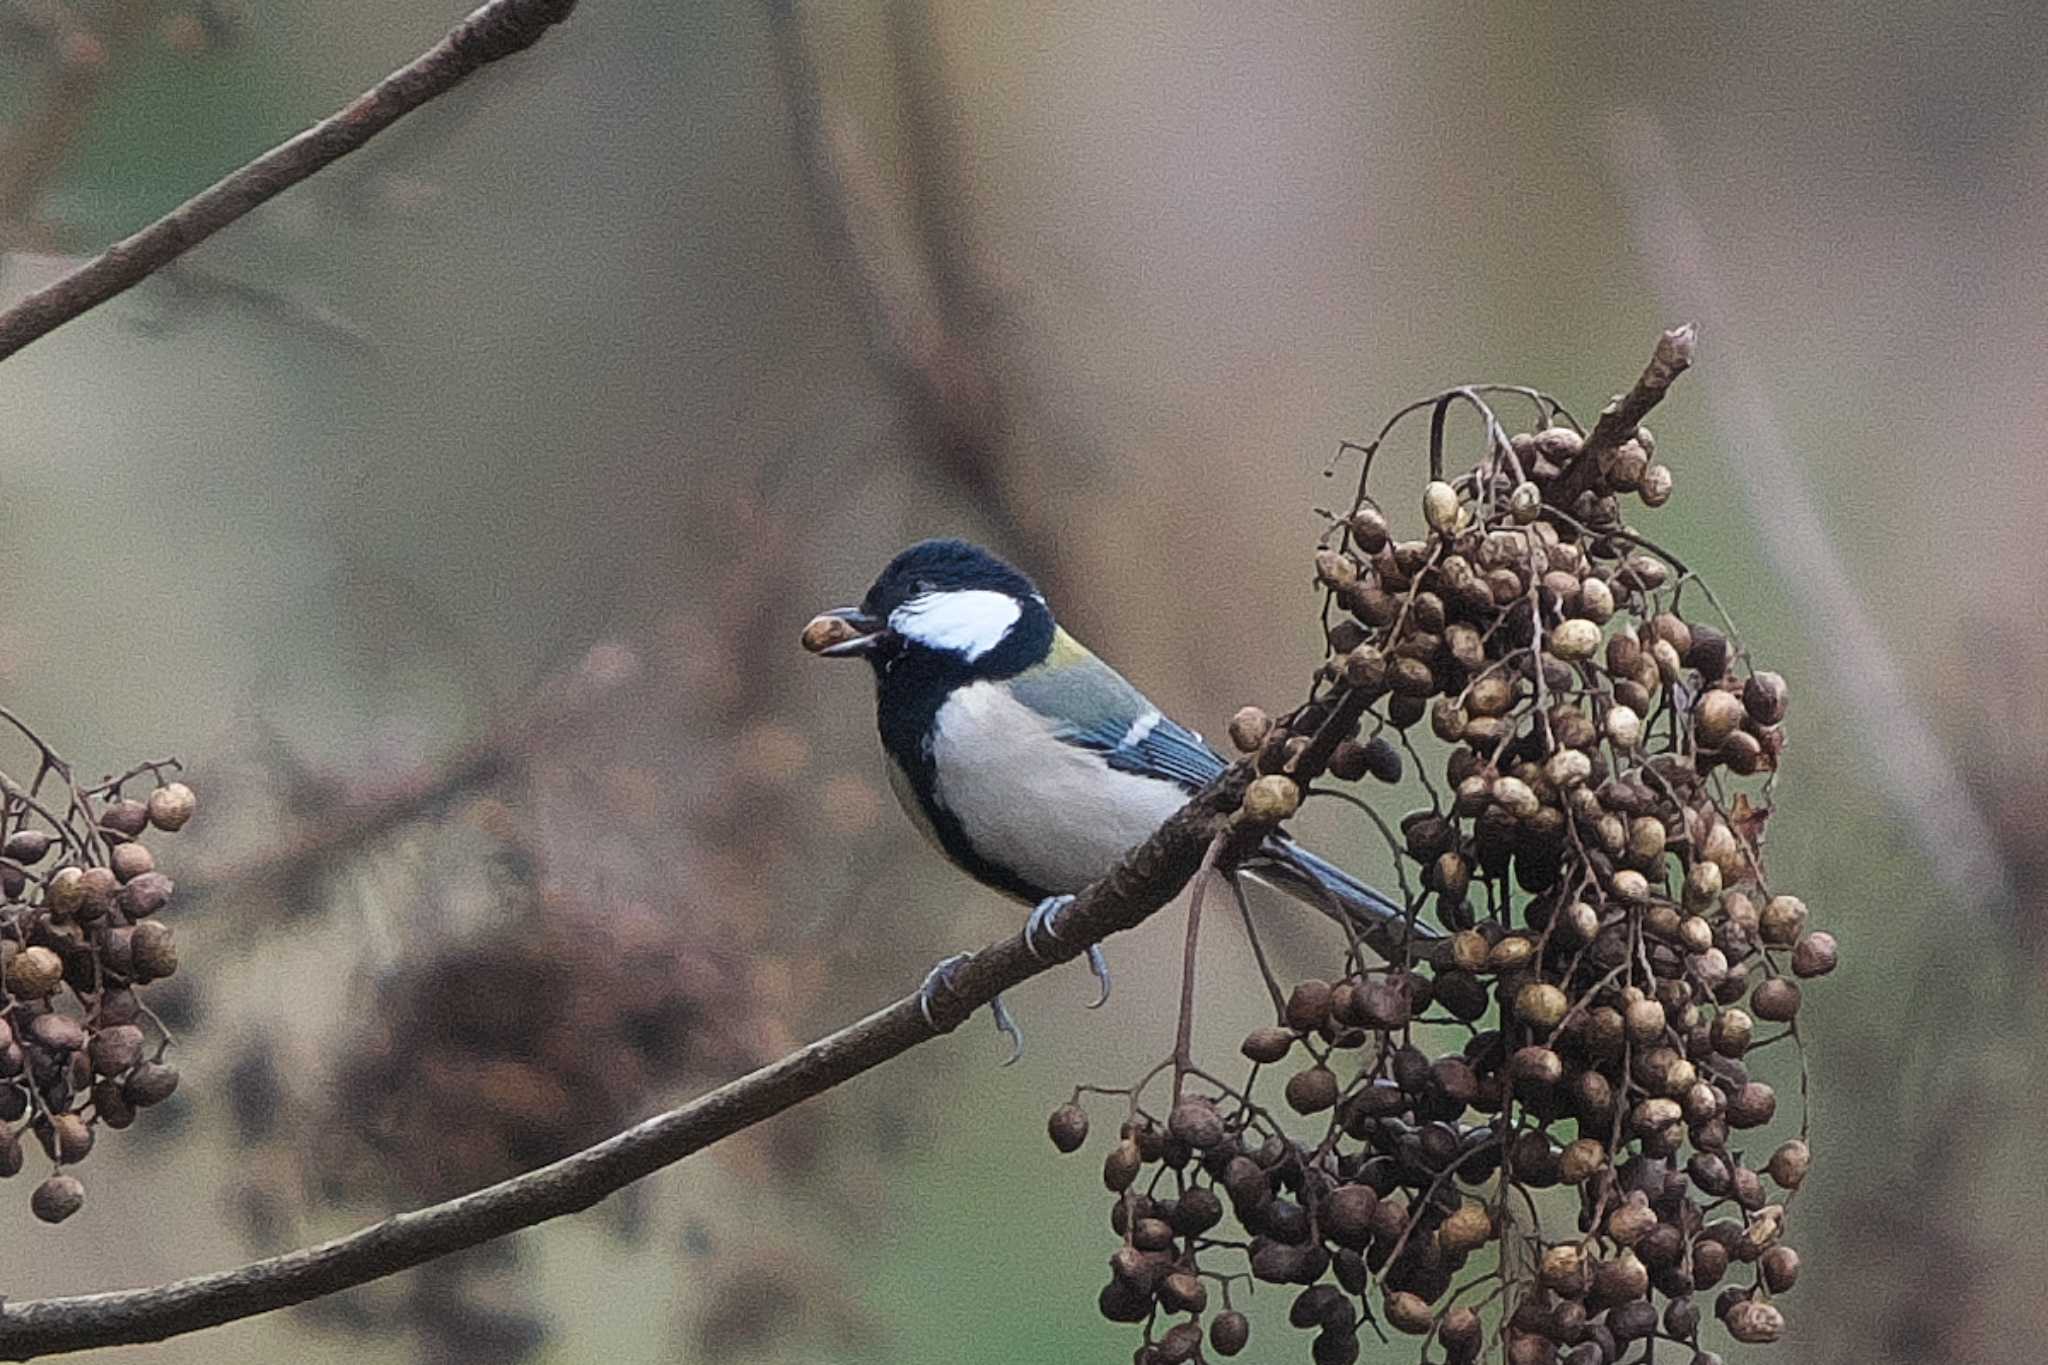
left=0, top=761, right=1255, bottom=1360
left=0, top=0, right=582, bottom=365
left=1549, top=322, right=1696, bottom=506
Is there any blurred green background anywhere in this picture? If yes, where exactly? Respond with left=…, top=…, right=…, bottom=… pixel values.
left=4, top=1, right=2045, bottom=1361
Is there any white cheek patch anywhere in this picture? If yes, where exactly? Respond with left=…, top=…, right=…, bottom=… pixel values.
left=890, top=590, right=1022, bottom=661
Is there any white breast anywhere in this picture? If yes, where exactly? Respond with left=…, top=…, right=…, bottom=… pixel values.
left=927, top=681, right=1190, bottom=897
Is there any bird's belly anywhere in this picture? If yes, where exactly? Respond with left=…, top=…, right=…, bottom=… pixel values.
left=928, top=683, right=1190, bottom=897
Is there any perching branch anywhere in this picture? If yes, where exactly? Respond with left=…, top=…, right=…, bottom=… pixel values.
left=0, top=0, right=582, bottom=365
left=0, top=761, right=1255, bottom=1360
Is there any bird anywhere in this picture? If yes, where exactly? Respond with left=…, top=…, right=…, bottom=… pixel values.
left=805, top=538, right=1434, bottom=1059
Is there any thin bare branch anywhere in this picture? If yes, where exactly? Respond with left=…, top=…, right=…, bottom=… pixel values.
left=1549, top=323, right=1696, bottom=505
left=0, top=759, right=1255, bottom=1360
left=0, top=0, right=581, bottom=364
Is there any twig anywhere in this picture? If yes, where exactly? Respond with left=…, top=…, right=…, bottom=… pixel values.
left=1171, top=835, right=1227, bottom=1104
left=185, top=640, right=638, bottom=897
left=0, top=0, right=582, bottom=364
left=0, top=757, right=1253, bottom=1360
left=1548, top=323, right=1697, bottom=506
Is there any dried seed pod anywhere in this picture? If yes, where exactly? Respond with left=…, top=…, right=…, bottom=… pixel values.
left=1516, top=981, right=1568, bottom=1029
left=8, top=945, right=63, bottom=997
left=1723, top=1299, right=1784, bottom=1344
left=1509, top=481, right=1542, bottom=522
left=31, top=1173, right=85, bottom=1223
left=146, top=782, right=197, bottom=832
left=1168, top=1099, right=1227, bottom=1150
left=1757, top=1141, right=1808, bottom=1194
left=1103, top=1138, right=1142, bottom=1192
left=1322, top=1183, right=1379, bottom=1248
left=1725, top=1082, right=1777, bottom=1128
left=1438, top=1200, right=1493, bottom=1254
left=1285, top=979, right=1334, bottom=1033
left=1759, top=894, right=1808, bottom=947
left=1751, top=977, right=1801, bottom=1021
left=1229, top=706, right=1273, bottom=753
left=1241, top=775, right=1301, bottom=824
left=47, top=1112, right=92, bottom=1163
left=1316, top=548, right=1362, bottom=589
left=1242, top=1025, right=1295, bottom=1064
left=1285, top=1066, right=1340, bottom=1114
left=1209, top=1310, right=1250, bottom=1356
left=129, top=920, right=178, bottom=982
left=124, top=1061, right=179, bottom=1107
left=1791, top=931, right=1838, bottom=977
left=4, top=829, right=53, bottom=864
left=45, top=866, right=85, bottom=915
left=108, top=842, right=155, bottom=883
left=1343, top=645, right=1388, bottom=689
left=1423, top=481, right=1462, bottom=536
left=100, top=799, right=149, bottom=838
left=1383, top=1291, right=1435, bottom=1336
left=1048, top=1103, right=1089, bottom=1153
left=1550, top=619, right=1602, bottom=662
left=1744, top=671, right=1789, bottom=725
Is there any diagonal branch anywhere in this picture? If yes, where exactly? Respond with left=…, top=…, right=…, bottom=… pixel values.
left=0, top=760, right=1256, bottom=1360
left=0, top=0, right=583, bottom=365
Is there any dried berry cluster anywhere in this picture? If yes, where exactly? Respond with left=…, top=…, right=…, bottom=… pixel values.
left=1049, top=339, right=1834, bottom=1365
left=1, top=727, right=192, bottom=1225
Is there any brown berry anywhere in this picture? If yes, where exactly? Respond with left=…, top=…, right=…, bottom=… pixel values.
left=1792, top=931, right=1837, bottom=977
left=124, top=1061, right=179, bottom=1107
left=1285, top=1066, right=1339, bottom=1114
left=129, top=920, right=178, bottom=982
left=1103, top=1138, right=1142, bottom=1192
left=1723, top=1299, right=1784, bottom=1344
left=1210, top=1311, right=1250, bottom=1356
left=117, top=871, right=174, bottom=918
left=1242, top=1025, right=1295, bottom=1064
left=146, top=782, right=197, bottom=832
left=1241, top=775, right=1301, bottom=824
left=31, top=1173, right=84, bottom=1223
left=1767, top=1139, right=1811, bottom=1190
left=1751, top=977, right=1801, bottom=1021
left=8, top=946, right=63, bottom=997
left=1384, top=1290, right=1434, bottom=1335
left=1168, top=1099, right=1227, bottom=1150
left=99, top=800, right=149, bottom=838
left=1229, top=706, right=1273, bottom=754
left=1048, top=1103, right=1089, bottom=1153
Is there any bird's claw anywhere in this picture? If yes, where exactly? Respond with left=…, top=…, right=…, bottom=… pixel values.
left=1024, top=894, right=1076, bottom=959
left=1085, top=944, right=1112, bottom=1009
left=918, top=952, right=1025, bottom=1066
left=1026, top=893, right=1113, bottom=1007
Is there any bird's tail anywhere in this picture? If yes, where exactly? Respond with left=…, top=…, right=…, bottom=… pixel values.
left=1242, top=834, right=1444, bottom=950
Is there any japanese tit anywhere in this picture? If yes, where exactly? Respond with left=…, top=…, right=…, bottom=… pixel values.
left=808, top=538, right=1433, bottom=1053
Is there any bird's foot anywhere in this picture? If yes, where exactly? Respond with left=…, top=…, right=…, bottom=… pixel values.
left=918, top=952, right=1025, bottom=1066
left=1024, top=893, right=1113, bottom=1008
left=1023, top=894, right=1076, bottom=958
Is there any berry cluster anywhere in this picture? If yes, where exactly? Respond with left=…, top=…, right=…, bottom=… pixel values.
left=1051, top=338, right=1833, bottom=1364
left=1, top=724, right=192, bottom=1226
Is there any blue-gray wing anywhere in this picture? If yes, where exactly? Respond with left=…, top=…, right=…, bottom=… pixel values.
left=1096, top=711, right=1229, bottom=791
left=1006, top=634, right=1230, bottom=793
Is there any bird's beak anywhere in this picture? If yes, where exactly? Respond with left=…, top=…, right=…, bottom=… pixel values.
left=801, top=606, right=887, bottom=658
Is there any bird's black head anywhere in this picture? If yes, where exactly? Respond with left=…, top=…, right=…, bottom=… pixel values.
left=803, top=538, right=1053, bottom=679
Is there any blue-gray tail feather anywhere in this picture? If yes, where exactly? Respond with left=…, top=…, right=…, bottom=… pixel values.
left=1248, top=836, right=1443, bottom=942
